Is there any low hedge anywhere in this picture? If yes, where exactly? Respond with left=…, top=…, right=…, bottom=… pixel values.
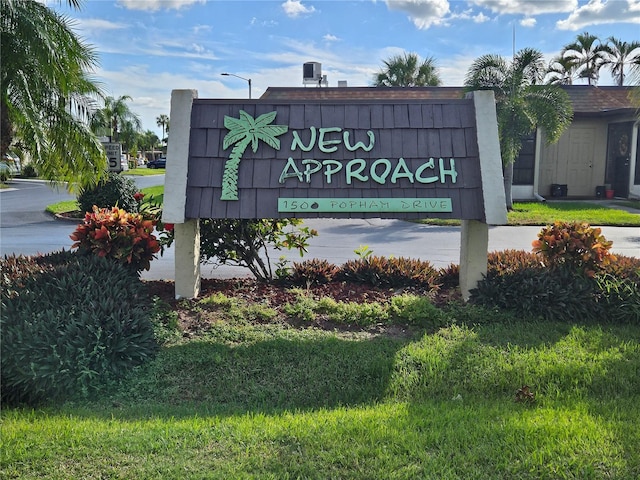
left=1, top=253, right=158, bottom=406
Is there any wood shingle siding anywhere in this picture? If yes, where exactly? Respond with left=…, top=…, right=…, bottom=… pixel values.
left=185, top=99, right=485, bottom=220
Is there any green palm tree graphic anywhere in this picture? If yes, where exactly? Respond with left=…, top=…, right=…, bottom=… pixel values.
left=221, top=110, right=288, bottom=201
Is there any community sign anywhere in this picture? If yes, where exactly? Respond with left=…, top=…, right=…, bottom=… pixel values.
left=184, top=97, right=498, bottom=221
left=164, top=90, right=507, bottom=299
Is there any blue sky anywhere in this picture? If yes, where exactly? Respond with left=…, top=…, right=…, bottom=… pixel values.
left=54, top=0, right=640, bottom=136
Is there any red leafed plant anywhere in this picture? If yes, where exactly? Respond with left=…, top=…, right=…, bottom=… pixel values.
left=531, top=221, right=616, bottom=277
left=70, top=206, right=160, bottom=273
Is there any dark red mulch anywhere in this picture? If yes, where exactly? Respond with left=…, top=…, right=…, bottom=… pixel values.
left=143, top=277, right=439, bottom=307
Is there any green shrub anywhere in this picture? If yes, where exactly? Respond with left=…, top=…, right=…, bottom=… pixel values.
left=77, top=171, right=140, bottom=214
left=532, top=222, right=615, bottom=276
left=338, top=256, right=438, bottom=289
left=21, top=164, right=37, bottom=177
left=595, top=274, right=640, bottom=323
left=199, top=218, right=317, bottom=281
left=282, top=290, right=319, bottom=322
left=389, top=294, right=448, bottom=328
left=488, top=249, right=542, bottom=275
left=1, top=255, right=158, bottom=405
left=603, top=254, right=640, bottom=283
left=0, top=166, right=12, bottom=182
left=319, top=297, right=389, bottom=326
left=436, top=263, right=460, bottom=289
left=290, top=258, right=339, bottom=285
left=70, top=206, right=160, bottom=273
left=471, top=266, right=600, bottom=322
left=1, top=251, right=76, bottom=298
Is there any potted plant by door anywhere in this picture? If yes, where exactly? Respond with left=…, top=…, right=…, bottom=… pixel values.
left=604, top=184, right=614, bottom=199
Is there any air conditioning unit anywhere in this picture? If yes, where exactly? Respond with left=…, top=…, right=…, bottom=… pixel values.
left=303, top=62, right=322, bottom=85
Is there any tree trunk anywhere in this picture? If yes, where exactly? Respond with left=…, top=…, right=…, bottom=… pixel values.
left=1, top=98, right=14, bottom=159
left=503, top=162, right=514, bottom=210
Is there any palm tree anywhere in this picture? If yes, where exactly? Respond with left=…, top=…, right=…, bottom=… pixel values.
left=1, top=0, right=105, bottom=189
left=562, top=32, right=607, bottom=86
left=138, top=130, right=159, bottom=160
left=602, top=37, right=640, bottom=86
left=90, top=95, right=141, bottom=142
left=156, top=114, right=169, bottom=146
left=373, top=52, right=441, bottom=87
left=545, top=55, right=579, bottom=85
left=221, top=110, right=288, bottom=200
left=465, top=48, right=573, bottom=209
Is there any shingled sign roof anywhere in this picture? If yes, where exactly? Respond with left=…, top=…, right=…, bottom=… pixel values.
left=262, top=85, right=638, bottom=117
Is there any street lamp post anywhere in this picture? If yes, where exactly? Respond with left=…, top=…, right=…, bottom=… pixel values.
left=221, top=72, right=252, bottom=99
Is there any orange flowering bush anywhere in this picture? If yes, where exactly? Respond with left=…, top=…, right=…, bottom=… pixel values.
left=532, top=221, right=616, bottom=277
left=70, top=206, right=160, bottom=272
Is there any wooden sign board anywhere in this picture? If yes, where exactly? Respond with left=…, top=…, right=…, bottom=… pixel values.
left=185, top=99, right=486, bottom=221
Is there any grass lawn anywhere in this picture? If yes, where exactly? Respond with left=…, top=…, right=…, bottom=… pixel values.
left=46, top=185, right=165, bottom=216
left=2, top=317, right=640, bottom=479
left=125, top=167, right=166, bottom=176
left=420, top=201, right=640, bottom=227
left=508, top=201, right=640, bottom=226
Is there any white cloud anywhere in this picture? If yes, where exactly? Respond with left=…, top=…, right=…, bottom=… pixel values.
left=76, top=18, right=126, bottom=31
left=323, top=34, right=339, bottom=42
left=190, top=43, right=205, bottom=54
left=385, top=0, right=450, bottom=29
left=520, top=17, right=536, bottom=27
left=281, top=0, right=316, bottom=18
left=116, top=0, right=205, bottom=12
left=468, top=0, right=577, bottom=15
left=439, top=53, right=476, bottom=85
left=193, top=24, right=213, bottom=34
left=473, top=12, right=490, bottom=23
left=557, top=0, right=640, bottom=30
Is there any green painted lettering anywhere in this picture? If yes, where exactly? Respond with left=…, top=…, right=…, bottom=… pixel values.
left=302, top=159, right=322, bottom=182
left=279, top=157, right=303, bottom=183
left=439, top=158, right=458, bottom=184
left=391, top=157, right=414, bottom=183
left=290, top=128, right=316, bottom=152
left=415, top=158, right=438, bottom=183
left=323, top=160, right=342, bottom=184
left=370, top=159, right=392, bottom=184
left=345, top=159, right=368, bottom=184
left=343, top=130, right=375, bottom=152
left=318, top=127, right=343, bottom=153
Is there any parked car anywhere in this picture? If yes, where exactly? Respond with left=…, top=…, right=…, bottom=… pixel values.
left=147, top=157, right=166, bottom=169
left=2, top=153, right=21, bottom=175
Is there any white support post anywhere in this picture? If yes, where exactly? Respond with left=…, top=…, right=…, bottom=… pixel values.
left=163, top=89, right=200, bottom=299
left=174, top=219, right=200, bottom=299
left=458, top=91, right=507, bottom=300
left=459, top=220, right=489, bottom=301
left=471, top=90, right=507, bottom=226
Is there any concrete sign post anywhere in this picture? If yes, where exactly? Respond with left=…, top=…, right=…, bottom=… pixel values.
left=164, top=89, right=506, bottom=299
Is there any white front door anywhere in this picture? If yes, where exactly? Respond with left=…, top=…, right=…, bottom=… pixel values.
left=565, top=127, right=596, bottom=196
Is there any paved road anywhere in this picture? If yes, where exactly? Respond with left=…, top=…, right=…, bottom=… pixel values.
left=1, top=176, right=638, bottom=281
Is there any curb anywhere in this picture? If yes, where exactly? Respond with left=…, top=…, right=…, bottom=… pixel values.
left=53, top=213, right=83, bottom=223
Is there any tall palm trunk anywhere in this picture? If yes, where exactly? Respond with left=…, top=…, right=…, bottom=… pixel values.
left=503, top=162, right=514, bottom=210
